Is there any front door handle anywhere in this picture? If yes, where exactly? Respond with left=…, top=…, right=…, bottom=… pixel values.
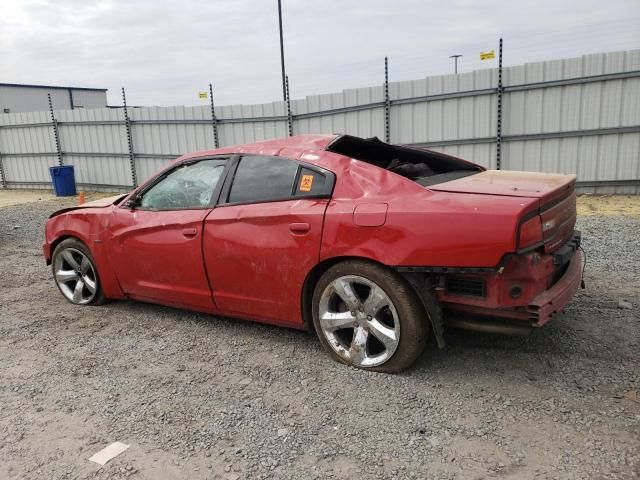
left=182, top=227, right=198, bottom=238
left=289, top=222, right=310, bottom=234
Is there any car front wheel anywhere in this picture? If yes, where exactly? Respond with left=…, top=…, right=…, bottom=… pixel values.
left=52, top=238, right=105, bottom=306
left=312, top=260, right=429, bottom=373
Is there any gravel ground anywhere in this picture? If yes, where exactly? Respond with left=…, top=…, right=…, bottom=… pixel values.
left=0, top=196, right=638, bottom=480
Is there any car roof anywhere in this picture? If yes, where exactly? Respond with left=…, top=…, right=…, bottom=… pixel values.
left=180, top=134, right=338, bottom=161
left=178, top=134, right=483, bottom=178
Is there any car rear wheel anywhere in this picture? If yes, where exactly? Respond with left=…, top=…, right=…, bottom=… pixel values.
left=52, top=238, right=105, bottom=306
left=312, top=260, right=429, bottom=373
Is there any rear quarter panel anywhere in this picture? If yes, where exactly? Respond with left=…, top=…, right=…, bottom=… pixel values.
left=319, top=160, right=537, bottom=268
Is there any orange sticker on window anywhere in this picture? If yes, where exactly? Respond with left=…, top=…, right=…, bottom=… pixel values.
left=299, top=174, right=314, bottom=192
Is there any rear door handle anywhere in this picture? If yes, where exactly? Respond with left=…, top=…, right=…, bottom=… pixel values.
left=289, top=222, right=310, bottom=234
left=182, top=227, right=198, bottom=238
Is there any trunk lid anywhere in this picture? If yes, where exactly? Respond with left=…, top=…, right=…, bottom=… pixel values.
left=429, top=170, right=577, bottom=253
left=429, top=170, right=576, bottom=205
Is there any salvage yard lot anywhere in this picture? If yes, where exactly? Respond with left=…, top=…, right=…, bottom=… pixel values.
left=1, top=192, right=639, bottom=480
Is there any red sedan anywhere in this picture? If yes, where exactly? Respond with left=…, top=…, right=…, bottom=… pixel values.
left=44, top=134, right=583, bottom=372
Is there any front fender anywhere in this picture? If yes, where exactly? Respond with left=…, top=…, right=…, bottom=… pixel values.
left=44, top=209, right=125, bottom=300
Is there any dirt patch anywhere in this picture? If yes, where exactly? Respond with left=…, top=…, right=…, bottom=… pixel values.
left=0, top=189, right=57, bottom=208
left=577, top=194, right=640, bottom=216
left=0, top=189, right=116, bottom=208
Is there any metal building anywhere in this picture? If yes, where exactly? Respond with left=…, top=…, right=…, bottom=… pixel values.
left=0, top=83, right=108, bottom=114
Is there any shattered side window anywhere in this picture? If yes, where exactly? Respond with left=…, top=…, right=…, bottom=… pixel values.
left=140, top=159, right=226, bottom=209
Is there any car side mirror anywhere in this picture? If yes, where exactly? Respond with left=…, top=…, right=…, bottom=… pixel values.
left=123, top=195, right=141, bottom=209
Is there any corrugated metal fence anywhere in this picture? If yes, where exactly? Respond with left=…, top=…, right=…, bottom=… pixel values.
left=1, top=49, right=639, bottom=193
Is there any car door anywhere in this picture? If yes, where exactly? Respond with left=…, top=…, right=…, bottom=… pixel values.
left=203, top=155, right=334, bottom=327
left=108, top=157, right=229, bottom=312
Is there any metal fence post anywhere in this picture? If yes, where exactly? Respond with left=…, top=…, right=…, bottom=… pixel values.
left=0, top=120, right=6, bottom=189
left=384, top=56, right=390, bottom=143
left=285, top=75, right=293, bottom=137
left=496, top=38, right=503, bottom=170
left=122, top=87, right=138, bottom=187
left=0, top=150, right=6, bottom=188
left=48, top=94, right=63, bottom=166
left=209, top=83, right=220, bottom=149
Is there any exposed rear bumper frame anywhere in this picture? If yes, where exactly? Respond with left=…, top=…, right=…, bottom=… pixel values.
left=527, top=249, right=582, bottom=326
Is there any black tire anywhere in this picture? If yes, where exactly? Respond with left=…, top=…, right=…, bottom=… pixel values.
left=51, top=238, right=106, bottom=306
left=312, top=260, right=431, bottom=373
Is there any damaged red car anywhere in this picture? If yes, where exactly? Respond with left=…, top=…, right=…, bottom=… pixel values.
left=44, top=134, right=584, bottom=372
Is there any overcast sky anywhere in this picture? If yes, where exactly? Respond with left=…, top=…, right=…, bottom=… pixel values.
left=1, top=0, right=639, bottom=107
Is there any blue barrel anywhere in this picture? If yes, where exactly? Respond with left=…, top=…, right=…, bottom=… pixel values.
left=49, top=165, right=77, bottom=196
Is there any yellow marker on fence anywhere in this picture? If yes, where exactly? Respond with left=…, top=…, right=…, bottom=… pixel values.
left=198, top=92, right=208, bottom=99
left=480, top=50, right=495, bottom=60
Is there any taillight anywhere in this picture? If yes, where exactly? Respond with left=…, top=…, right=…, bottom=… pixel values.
left=518, top=216, right=543, bottom=250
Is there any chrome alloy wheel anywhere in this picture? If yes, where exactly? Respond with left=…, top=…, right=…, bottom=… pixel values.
left=53, top=248, right=98, bottom=305
left=318, top=275, right=400, bottom=368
